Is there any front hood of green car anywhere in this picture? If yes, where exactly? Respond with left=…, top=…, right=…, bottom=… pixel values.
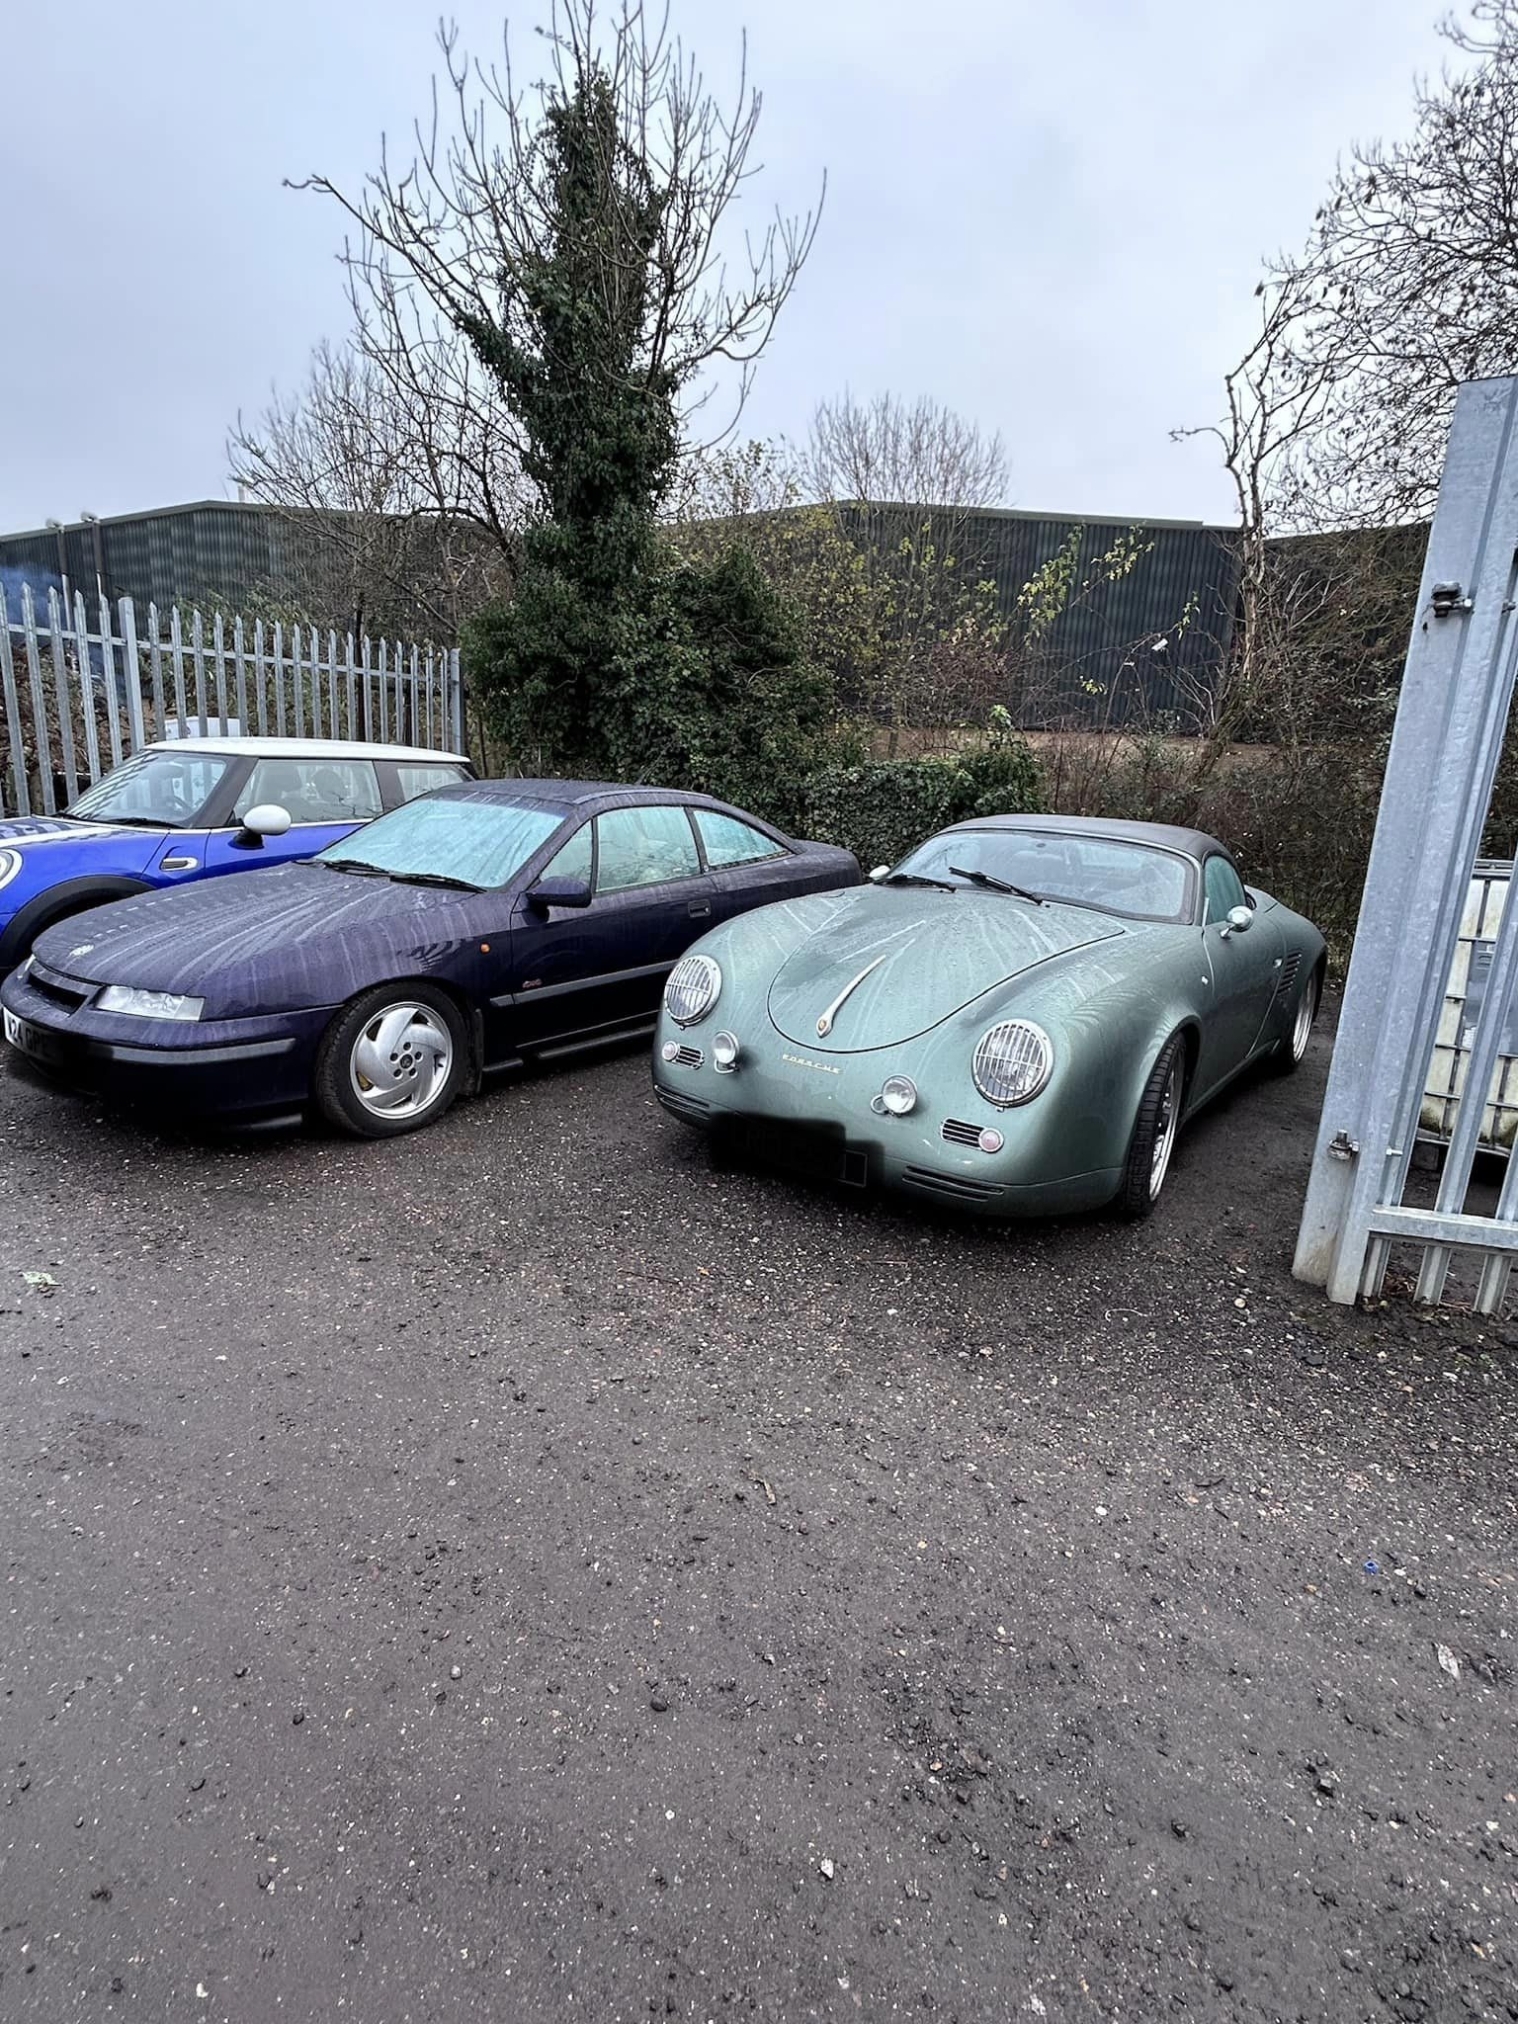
left=764, top=887, right=1124, bottom=1052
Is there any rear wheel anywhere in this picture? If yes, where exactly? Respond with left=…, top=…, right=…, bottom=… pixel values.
left=314, top=983, right=467, bottom=1139
left=1115, top=1032, right=1186, bottom=1219
left=1267, top=966, right=1320, bottom=1076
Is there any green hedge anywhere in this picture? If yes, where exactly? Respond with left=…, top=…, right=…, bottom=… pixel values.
left=803, top=740, right=1044, bottom=871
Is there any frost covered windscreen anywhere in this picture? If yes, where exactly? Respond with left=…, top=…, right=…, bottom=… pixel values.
left=318, top=798, right=564, bottom=889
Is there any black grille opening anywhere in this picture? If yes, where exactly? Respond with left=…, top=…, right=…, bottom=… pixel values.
left=671, top=1045, right=703, bottom=1069
left=941, top=1118, right=985, bottom=1147
left=28, top=967, right=90, bottom=1010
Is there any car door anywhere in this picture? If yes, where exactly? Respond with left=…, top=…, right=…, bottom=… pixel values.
left=689, top=806, right=800, bottom=925
left=508, top=805, right=715, bottom=1049
left=199, top=755, right=384, bottom=879
left=1196, top=852, right=1283, bottom=1095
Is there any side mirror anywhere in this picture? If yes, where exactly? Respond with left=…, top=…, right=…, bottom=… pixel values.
left=868, top=865, right=890, bottom=884
left=235, top=803, right=292, bottom=845
left=1221, top=904, right=1253, bottom=938
left=527, top=874, right=593, bottom=912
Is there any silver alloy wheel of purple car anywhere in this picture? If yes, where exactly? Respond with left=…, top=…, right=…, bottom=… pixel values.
left=348, top=1001, right=454, bottom=1120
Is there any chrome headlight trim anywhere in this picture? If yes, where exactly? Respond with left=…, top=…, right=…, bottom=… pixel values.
left=95, top=984, right=205, bottom=1022
left=664, top=953, right=722, bottom=1028
left=972, top=1019, right=1053, bottom=1108
left=0, top=849, right=22, bottom=893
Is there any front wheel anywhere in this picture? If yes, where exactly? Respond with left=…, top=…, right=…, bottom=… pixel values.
left=1115, top=1032, right=1186, bottom=1219
left=314, top=983, right=467, bottom=1139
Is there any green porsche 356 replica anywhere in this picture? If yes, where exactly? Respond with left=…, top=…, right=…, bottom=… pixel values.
left=651, top=814, right=1326, bottom=1218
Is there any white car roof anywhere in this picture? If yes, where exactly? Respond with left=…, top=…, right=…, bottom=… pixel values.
left=145, top=737, right=468, bottom=764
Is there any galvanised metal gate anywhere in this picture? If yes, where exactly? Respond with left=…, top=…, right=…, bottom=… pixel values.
left=1295, top=374, right=1518, bottom=1312
left=0, top=583, right=465, bottom=818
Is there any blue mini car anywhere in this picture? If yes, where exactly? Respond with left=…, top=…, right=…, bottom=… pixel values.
left=0, top=737, right=471, bottom=970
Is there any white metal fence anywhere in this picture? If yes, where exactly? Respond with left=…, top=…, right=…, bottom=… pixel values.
left=0, top=583, right=465, bottom=817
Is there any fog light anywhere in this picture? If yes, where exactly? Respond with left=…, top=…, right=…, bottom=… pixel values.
left=977, top=1127, right=1005, bottom=1154
left=712, top=1030, right=740, bottom=1072
left=660, top=1040, right=680, bottom=1064
left=880, top=1074, right=918, bottom=1117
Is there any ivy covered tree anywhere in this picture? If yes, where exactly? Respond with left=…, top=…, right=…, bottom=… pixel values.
left=298, top=2, right=827, bottom=793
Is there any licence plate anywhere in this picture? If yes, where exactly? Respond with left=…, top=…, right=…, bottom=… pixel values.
left=4, top=1009, right=59, bottom=1062
left=733, top=1119, right=869, bottom=1188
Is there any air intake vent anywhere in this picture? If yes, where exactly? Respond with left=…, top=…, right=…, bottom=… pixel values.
left=901, top=1166, right=1006, bottom=1202
left=671, top=1044, right=703, bottom=1069
left=1274, top=952, right=1302, bottom=1001
left=941, top=1118, right=985, bottom=1147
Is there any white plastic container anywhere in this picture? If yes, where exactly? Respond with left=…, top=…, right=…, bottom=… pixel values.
left=1421, top=860, right=1518, bottom=1152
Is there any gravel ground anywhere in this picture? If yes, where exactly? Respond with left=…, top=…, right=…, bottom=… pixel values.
left=1, top=1000, right=1516, bottom=2024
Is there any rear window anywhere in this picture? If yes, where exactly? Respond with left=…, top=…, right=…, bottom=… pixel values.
left=394, top=763, right=470, bottom=805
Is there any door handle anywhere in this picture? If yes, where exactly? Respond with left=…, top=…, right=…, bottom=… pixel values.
left=160, top=856, right=199, bottom=872
left=688, top=901, right=711, bottom=918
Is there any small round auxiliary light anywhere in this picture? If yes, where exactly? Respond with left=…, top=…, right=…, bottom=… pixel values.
left=880, top=1074, right=918, bottom=1117
left=977, top=1127, right=1005, bottom=1155
left=660, top=1040, right=681, bottom=1064
left=712, top=1030, right=740, bottom=1072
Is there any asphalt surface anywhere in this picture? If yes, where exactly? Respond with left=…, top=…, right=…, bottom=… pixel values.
left=2, top=1005, right=1516, bottom=2023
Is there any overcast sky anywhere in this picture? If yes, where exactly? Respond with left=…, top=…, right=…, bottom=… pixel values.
left=0, top=0, right=1453, bottom=534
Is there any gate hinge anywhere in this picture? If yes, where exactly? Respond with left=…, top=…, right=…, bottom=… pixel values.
left=1327, top=1130, right=1360, bottom=1161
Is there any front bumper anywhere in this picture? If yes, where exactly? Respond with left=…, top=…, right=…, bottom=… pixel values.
left=652, top=1025, right=1122, bottom=1218
left=0, top=960, right=331, bottom=1126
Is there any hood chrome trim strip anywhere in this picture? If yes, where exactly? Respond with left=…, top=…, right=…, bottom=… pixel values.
left=815, top=952, right=889, bottom=1037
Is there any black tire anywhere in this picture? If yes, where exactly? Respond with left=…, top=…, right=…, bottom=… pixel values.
left=314, top=982, right=468, bottom=1139
left=1115, top=1031, right=1187, bottom=1220
left=1266, top=964, right=1321, bottom=1077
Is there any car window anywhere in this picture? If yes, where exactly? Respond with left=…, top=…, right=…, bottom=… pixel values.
left=319, top=797, right=564, bottom=887
left=67, top=749, right=233, bottom=829
left=393, top=762, right=470, bottom=805
left=234, top=757, right=382, bottom=824
left=1202, top=855, right=1248, bottom=925
left=595, top=806, right=701, bottom=893
left=538, top=820, right=593, bottom=885
left=693, top=808, right=786, bottom=869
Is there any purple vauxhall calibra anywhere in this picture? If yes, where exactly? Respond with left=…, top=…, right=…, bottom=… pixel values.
left=0, top=780, right=860, bottom=1137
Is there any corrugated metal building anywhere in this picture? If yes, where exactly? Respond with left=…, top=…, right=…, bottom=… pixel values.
left=0, top=496, right=1243, bottom=727
left=0, top=500, right=298, bottom=614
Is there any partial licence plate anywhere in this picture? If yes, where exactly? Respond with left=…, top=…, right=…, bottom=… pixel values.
left=4, top=1009, right=57, bottom=1061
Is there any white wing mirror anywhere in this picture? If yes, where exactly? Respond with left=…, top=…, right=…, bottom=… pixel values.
left=239, top=803, right=292, bottom=840
left=868, top=864, right=890, bottom=883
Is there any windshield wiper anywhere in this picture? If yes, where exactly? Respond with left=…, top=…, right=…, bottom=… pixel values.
left=77, top=813, right=177, bottom=830
left=948, top=864, right=1045, bottom=905
left=384, top=870, right=485, bottom=892
left=883, top=871, right=957, bottom=893
left=320, top=857, right=389, bottom=877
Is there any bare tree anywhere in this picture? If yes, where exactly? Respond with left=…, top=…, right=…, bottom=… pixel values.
left=290, top=1, right=823, bottom=511
left=804, top=391, right=1009, bottom=509
left=230, top=336, right=521, bottom=641
left=1265, top=0, right=1518, bottom=528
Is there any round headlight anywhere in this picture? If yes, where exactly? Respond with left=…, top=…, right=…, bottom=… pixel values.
left=880, top=1073, right=918, bottom=1116
left=665, top=953, right=722, bottom=1027
left=0, top=849, right=22, bottom=893
left=972, top=1020, right=1053, bottom=1107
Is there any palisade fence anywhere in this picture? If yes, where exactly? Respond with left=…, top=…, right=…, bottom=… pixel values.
left=0, top=583, right=465, bottom=817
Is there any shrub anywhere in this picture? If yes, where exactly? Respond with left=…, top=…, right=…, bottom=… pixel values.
left=804, top=734, right=1043, bottom=870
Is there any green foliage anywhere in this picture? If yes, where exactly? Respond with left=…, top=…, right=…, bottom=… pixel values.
left=465, top=537, right=857, bottom=828
left=804, top=730, right=1044, bottom=872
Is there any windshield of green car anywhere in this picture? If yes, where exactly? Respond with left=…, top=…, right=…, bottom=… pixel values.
left=67, top=749, right=235, bottom=829
left=892, top=828, right=1194, bottom=923
left=317, top=795, right=565, bottom=889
